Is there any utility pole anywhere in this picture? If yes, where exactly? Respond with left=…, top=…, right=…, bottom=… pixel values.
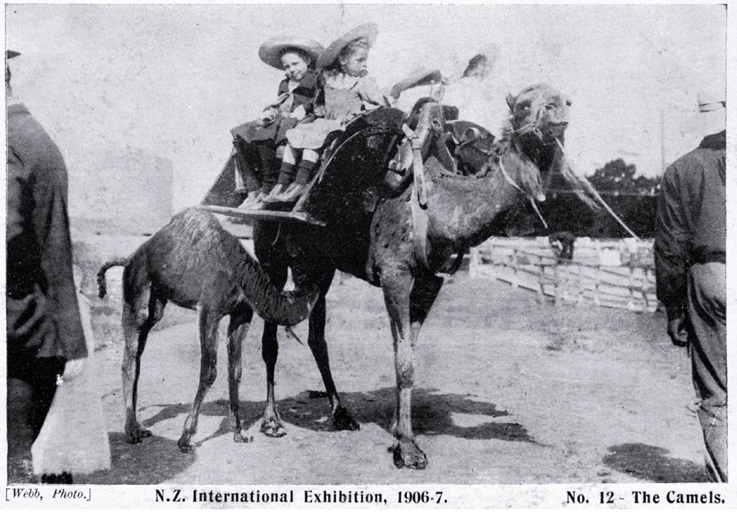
left=660, top=108, right=666, bottom=171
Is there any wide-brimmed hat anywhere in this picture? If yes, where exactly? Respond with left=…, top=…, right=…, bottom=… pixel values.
left=316, top=23, right=378, bottom=69
left=6, top=50, right=21, bottom=59
left=389, top=68, right=442, bottom=100
left=259, top=36, right=325, bottom=70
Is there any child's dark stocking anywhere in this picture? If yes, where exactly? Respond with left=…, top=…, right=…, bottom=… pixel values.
left=256, top=142, right=278, bottom=194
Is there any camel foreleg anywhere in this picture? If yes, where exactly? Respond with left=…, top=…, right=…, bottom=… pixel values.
left=382, top=271, right=427, bottom=469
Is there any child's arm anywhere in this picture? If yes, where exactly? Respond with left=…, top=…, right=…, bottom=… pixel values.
left=358, top=76, right=389, bottom=109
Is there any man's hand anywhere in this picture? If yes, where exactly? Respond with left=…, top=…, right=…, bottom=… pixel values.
left=7, top=284, right=52, bottom=341
left=667, top=315, right=689, bottom=347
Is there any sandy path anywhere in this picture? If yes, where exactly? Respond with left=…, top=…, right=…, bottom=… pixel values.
left=79, top=271, right=708, bottom=485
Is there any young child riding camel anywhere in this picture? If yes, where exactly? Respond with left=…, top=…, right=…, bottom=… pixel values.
left=233, top=36, right=323, bottom=210
left=265, top=23, right=388, bottom=204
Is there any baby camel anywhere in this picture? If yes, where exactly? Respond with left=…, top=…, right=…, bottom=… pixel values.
left=97, top=207, right=319, bottom=452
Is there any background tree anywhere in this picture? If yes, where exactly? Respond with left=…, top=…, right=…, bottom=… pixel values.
left=534, top=159, right=660, bottom=238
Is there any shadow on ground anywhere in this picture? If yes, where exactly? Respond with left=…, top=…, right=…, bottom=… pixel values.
left=603, top=443, right=709, bottom=483
left=82, top=433, right=195, bottom=485
left=134, top=386, right=533, bottom=445
left=285, top=387, right=534, bottom=442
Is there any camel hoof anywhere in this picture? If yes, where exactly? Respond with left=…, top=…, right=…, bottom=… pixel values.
left=333, top=406, right=360, bottom=431
left=177, top=437, right=195, bottom=453
left=260, top=421, right=287, bottom=438
left=392, top=440, right=428, bottom=470
left=125, top=427, right=152, bottom=445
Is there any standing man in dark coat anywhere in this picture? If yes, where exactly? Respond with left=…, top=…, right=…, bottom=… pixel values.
left=654, top=88, right=726, bottom=482
left=6, top=50, right=88, bottom=483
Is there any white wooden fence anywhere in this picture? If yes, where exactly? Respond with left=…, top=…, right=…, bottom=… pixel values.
left=470, top=238, right=659, bottom=313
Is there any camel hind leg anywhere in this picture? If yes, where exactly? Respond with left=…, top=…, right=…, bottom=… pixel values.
left=122, top=287, right=166, bottom=444
left=304, top=268, right=359, bottom=431
left=226, top=307, right=253, bottom=443
left=178, top=306, right=221, bottom=452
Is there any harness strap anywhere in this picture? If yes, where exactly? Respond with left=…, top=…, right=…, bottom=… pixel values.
left=498, top=156, right=525, bottom=194
left=409, top=183, right=431, bottom=270
left=401, top=123, right=432, bottom=269
left=403, top=124, right=428, bottom=208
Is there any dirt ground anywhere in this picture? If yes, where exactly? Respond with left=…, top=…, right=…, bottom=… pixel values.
left=63, top=233, right=709, bottom=486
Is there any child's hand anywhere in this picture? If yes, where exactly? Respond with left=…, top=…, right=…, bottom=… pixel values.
left=261, top=110, right=277, bottom=126
left=272, top=93, right=290, bottom=106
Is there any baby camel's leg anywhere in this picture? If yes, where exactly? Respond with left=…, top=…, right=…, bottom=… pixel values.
left=226, top=307, right=253, bottom=443
left=122, top=290, right=165, bottom=444
left=178, top=306, right=220, bottom=452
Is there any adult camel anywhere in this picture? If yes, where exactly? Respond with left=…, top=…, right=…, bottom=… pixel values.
left=248, top=84, right=586, bottom=468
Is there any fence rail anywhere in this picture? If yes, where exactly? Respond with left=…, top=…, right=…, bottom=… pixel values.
left=470, top=237, right=659, bottom=313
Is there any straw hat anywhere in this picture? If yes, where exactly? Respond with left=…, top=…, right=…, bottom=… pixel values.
left=258, top=36, right=325, bottom=70
left=697, top=86, right=726, bottom=136
left=441, top=43, right=499, bottom=82
left=316, top=23, right=378, bottom=69
left=389, top=68, right=442, bottom=99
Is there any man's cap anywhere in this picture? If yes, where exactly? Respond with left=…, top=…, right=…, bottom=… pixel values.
left=6, top=50, right=21, bottom=59
left=316, top=23, right=378, bottom=69
left=259, top=36, right=325, bottom=70
left=697, top=87, right=726, bottom=113
left=697, top=87, right=726, bottom=136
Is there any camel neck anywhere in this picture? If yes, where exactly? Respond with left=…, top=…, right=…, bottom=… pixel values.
left=424, top=161, right=520, bottom=245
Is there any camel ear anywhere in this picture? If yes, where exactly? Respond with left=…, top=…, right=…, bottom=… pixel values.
left=462, top=127, right=480, bottom=144
left=506, top=93, right=516, bottom=111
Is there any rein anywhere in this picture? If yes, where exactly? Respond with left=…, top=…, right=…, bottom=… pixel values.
left=554, top=138, right=641, bottom=240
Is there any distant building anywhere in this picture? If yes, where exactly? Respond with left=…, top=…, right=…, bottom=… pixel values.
left=68, top=146, right=173, bottom=234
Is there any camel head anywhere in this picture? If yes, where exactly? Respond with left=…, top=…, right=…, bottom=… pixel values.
left=506, top=84, right=571, bottom=144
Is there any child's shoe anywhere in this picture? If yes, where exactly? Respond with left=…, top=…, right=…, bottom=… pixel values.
left=262, top=183, right=287, bottom=203
left=275, top=183, right=307, bottom=202
left=238, top=190, right=260, bottom=209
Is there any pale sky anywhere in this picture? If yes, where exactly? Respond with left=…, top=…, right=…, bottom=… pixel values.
left=5, top=3, right=728, bottom=211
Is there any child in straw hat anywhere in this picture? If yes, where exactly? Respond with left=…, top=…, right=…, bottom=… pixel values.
left=231, top=36, right=324, bottom=210
left=266, top=23, right=388, bottom=203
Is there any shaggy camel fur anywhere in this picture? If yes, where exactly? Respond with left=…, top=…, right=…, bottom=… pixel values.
left=97, top=207, right=319, bottom=452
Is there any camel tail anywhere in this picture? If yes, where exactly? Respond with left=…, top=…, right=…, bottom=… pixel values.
left=97, top=257, right=129, bottom=299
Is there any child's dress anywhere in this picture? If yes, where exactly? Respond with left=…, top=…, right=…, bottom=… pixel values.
left=285, top=69, right=386, bottom=150
left=230, top=69, right=320, bottom=193
left=232, top=68, right=320, bottom=147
